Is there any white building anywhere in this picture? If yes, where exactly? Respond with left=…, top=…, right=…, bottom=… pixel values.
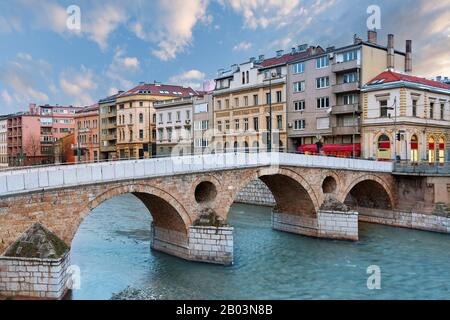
left=0, top=116, right=8, bottom=167
left=154, top=97, right=194, bottom=156
left=361, top=70, right=450, bottom=162
left=193, top=94, right=213, bottom=154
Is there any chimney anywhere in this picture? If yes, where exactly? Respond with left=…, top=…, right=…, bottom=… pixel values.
left=367, top=30, right=377, bottom=44
left=249, top=57, right=256, bottom=63
left=258, top=54, right=265, bottom=61
left=353, top=34, right=362, bottom=44
left=297, top=44, right=308, bottom=52
left=405, top=40, right=412, bottom=73
left=291, top=47, right=297, bottom=54
left=387, top=34, right=395, bottom=71
left=276, top=50, right=284, bottom=57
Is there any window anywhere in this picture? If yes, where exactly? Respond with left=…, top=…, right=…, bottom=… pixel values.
left=317, top=97, right=330, bottom=109
left=342, top=50, right=358, bottom=62
left=129, top=114, right=133, bottom=123
left=294, top=100, right=305, bottom=111
left=343, top=115, right=357, bottom=127
left=277, top=115, right=282, bottom=129
left=167, top=128, right=172, bottom=141
left=292, top=62, right=304, bottom=74
left=139, top=113, right=143, bottom=123
left=242, top=72, right=245, bottom=84
left=294, top=119, right=306, bottom=130
left=244, top=118, right=249, bottom=131
left=235, top=119, right=240, bottom=131
left=246, top=71, right=249, bottom=84
left=316, top=56, right=329, bottom=69
left=225, top=99, right=230, bottom=109
left=153, top=114, right=156, bottom=123
left=159, top=113, right=163, bottom=123
left=139, top=129, right=144, bottom=140
left=194, top=103, right=208, bottom=113
left=430, top=102, right=434, bottom=119
left=186, top=110, right=190, bottom=119
left=293, top=81, right=305, bottom=92
left=217, top=121, right=222, bottom=132
left=316, top=76, right=330, bottom=89
left=217, top=100, right=222, bottom=110
left=343, top=94, right=358, bottom=105
left=343, top=72, right=357, bottom=83
left=176, top=111, right=181, bottom=122
left=168, top=112, right=172, bottom=122
left=253, top=117, right=259, bottom=131
left=266, top=92, right=271, bottom=104
left=266, top=116, right=271, bottom=130
left=380, top=100, right=388, bottom=118
left=244, top=96, right=249, bottom=106
left=276, top=91, right=282, bottom=103
left=234, top=98, right=239, bottom=107
left=253, top=94, right=259, bottom=106
left=316, top=117, right=330, bottom=129
left=225, top=120, right=230, bottom=131
left=440, top=103, right=445, bottom=120
left=412, top=100, right=417, bottom=117
left=139, top=102, right=143, bottom=107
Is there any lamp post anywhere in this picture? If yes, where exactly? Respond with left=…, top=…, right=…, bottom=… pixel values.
left=388, top=97, right=398, bottom=161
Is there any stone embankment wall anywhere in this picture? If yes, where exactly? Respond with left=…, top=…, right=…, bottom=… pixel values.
left=235, top=179, right=275, bottom=206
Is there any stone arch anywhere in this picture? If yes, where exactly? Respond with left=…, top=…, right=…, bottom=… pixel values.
left=340, top=175, right=395, bottom=210
left=223, top=167, right=320, bottom=220
left=69, top=183, right=192, bottom=244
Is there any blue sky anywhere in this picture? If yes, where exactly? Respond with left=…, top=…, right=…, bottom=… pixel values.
left=0, top=0, right=449, bottom=113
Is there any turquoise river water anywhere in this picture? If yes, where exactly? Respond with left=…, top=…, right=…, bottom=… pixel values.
left=69, top=194, right=450, bottom=300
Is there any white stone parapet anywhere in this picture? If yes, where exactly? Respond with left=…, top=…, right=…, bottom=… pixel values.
left=0, top=152, right=393, bottom=197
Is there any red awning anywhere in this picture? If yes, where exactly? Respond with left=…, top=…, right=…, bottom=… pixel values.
left=297, top=144, right=318, bottom=153
left=429, top=143, right=435, bottom=150
left=321, top=144, right=361, bottom=152
left=439, top=143, right=445, bottom=150
left=411, top=142, right=418, bottom=149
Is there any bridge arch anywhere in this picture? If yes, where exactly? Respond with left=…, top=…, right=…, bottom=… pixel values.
left=69, top=183, right=192, bottom=244
left=340, top=175, right=395, bottom=210
left=224, top=167, right=320, bottom=220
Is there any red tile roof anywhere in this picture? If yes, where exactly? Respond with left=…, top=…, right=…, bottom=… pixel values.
left=368, top=71, right=450, bottom=90
left=120, top=83, right=199, bottom=98
left=259, top=47, right=324, bottom=68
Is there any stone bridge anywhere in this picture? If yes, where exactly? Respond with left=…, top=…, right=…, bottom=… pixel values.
left=0, top=152, right=447, bottom=299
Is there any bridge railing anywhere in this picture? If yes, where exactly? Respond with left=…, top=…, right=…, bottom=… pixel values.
left=0, top=152, right=393, bottom=196
left=393, top=161, right=450, bottom=175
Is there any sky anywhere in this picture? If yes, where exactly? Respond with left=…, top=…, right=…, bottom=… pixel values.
left=0, top=0, right=449, bottom=113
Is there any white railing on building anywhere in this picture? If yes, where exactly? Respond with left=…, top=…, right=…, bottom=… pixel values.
left=0, top=152, right=393, bottom=196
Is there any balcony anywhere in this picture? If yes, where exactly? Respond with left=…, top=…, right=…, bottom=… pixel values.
left=332, top=82, right=359, bottom=94
left=332, top=104, right=360, bottom=115
left=331, top=60, right=360, bottom=73
left=332, top=125, right=360, bottom=136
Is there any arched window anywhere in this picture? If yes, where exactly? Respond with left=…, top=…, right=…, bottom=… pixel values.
left=139, top=113, right=144, bottom=123
left=439, top=137, right=445, bottom=163
left=234, top=141, right=238, bottom=153
left=428, top=137, right=436, bottom=163
left=377, top=134, right=391, bottom=160
left=410, top=135, right=418, bottom=162
left=244, top=141, right=249, bottom=153
left=224, top=142, right=229, bottom=153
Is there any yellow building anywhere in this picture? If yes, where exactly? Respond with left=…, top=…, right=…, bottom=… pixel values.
left=213, top=52, right=299, bottom=152
left=115, top=83, right=198, bottom=159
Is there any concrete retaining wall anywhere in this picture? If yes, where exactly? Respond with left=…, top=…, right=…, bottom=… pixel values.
left=0, top=253, right=70, bottom=299
left=235, top=179, right=275, bottom=207
left=358, top=208, right=450, bottom=233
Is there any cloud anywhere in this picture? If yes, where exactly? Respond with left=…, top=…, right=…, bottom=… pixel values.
left=59, top=66, right=97, bottom=105
left=233, top=41, right=252, bottom=51
left=150, top=0, right=210, bottom=61
left=168, top=69, right=206, bottom=90
left=1, top=89, right=13, bottom=105
left=106, top=48, right=140, bottom=90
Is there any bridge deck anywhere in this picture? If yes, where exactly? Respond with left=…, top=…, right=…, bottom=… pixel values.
left=0, top=152, right=392, bottom=197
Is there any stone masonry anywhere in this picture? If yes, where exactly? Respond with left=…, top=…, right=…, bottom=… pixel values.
left=235, top=179, right=275, bottom=207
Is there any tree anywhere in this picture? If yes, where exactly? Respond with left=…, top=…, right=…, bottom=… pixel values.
left=24, top=135, right=41, bottom=166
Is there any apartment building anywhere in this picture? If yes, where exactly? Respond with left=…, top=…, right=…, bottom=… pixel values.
left=7, top=104, right=82, bottom=166
left=74, top=104, right=100, bottom=163
left=286, top=31, right=409, bottom=154
left=361, top=71, right=450, bottom=162
left=0, top=116, right=9, bottom=167
left=193, top=94, right=213, bottom=154
left=115, top=83, right=198, bottom=160
left=99, top=92, right=121, bottom=160
left=213, top=46, right=320, bottom=153
left=155, top=97, right=195, bottom=156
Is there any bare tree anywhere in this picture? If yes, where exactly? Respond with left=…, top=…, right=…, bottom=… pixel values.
left=24, top=135, right=41, bottom=165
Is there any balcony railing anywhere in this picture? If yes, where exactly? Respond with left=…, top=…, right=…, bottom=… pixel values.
left=331, top=60, right=360, bottom=73
left=332, top=82, right=359, bottom=94
left=332, top=104, right=360, bottom=115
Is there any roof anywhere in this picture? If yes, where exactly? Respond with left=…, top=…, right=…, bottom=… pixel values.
left=75, top=104, right=99, bottom=114
left=366, top=71, right=450, bottom=90
left=259, top=46, right=324, bottom=68
left=119, top=83, right=199, bottom=98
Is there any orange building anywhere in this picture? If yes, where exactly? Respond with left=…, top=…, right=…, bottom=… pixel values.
left=74, top=104, right=100, bottom=163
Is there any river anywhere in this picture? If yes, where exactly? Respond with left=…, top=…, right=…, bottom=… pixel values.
left=69, top=193, right=450, bottom=300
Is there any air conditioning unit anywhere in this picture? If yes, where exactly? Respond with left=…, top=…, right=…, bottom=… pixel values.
left=288, top=122, right=293, bottom=128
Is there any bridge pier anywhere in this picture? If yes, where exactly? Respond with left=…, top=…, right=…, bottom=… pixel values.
left=272, top=210, right=358, bottom=241
left=151, top=224, right=234, bottom=266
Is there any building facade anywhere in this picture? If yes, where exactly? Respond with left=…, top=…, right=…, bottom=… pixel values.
left=74, top=104, right=100, bottom=163
left=361, top=70, right=450, bottom=162
left=155, top=97, right=195, bottom=156
left=213, top=47, right=319, bottom=153
left=99, top=92, right=121, bottom=160
left=286, top=32, right=409, bottom=154
left=0, top=116, right=9, bottom=167
left=115, top=83, right=198, bottom=160
left=193, top=94, right=213, bottom=154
